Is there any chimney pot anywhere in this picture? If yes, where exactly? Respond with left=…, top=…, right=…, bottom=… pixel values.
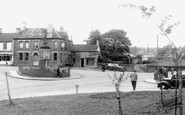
left=16, top=28, right=21, bottom=33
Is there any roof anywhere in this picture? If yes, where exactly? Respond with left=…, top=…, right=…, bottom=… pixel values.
left=0, top=33, right=15, bottom=42
left=15, top=28, right=68, bottom=39
left=71, top=44, right=98, bottom=52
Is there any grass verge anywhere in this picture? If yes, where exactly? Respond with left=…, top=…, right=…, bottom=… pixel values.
left=0, top=90, right=185, bottom=115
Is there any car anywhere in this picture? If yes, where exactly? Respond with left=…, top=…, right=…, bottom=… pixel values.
left=157, top=74, right=185, bottom=90
left=107, top=63, right=125, bottom=72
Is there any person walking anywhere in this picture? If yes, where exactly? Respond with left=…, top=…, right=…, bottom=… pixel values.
left=154, top=68, right=159, bottom=81
left=130, top=70, right=138, bottom=90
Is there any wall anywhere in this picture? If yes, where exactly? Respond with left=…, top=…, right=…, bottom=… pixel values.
left=73, top=51, right=98, bottom=67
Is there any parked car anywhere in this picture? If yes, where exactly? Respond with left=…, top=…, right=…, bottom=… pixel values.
left=106, top=63, right=125, bottom=72
left=157, top=74, right=185, bottom=90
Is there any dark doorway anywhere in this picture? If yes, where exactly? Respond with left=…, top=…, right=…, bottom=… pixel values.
left=81, top=58, right=84, bottom=67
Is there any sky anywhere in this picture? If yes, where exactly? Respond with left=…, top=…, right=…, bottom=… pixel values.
left=0, top=0, right=184, bottom=48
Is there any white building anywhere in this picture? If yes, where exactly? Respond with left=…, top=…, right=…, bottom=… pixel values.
left=0, top=28, right=15, bottom=65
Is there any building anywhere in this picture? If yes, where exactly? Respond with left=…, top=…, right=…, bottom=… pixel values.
left=13, top=26, right=72, bottom=68
left=0, top=28, right=15, bottom=65
left=0, top=26, right=99, bottom=68
left=71, top=44, right=98, bottom=67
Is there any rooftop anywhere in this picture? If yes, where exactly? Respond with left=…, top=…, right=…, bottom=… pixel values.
left=0, top=33, right=15, bottom=42
left=71, top=44, right=98, bottom=52
left=15, top=28, right=68, bottom=39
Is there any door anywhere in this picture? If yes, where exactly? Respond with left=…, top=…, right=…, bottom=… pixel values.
left=81, top=58, right=84, bottom=67
left=33, top=52, right=39, bottom=66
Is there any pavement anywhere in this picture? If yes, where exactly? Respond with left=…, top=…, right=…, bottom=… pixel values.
left=0, top=67, right=160, bottom=101
left=7, top=70, right=157, bottom=84
left=7, top=70, right=82, bottom=81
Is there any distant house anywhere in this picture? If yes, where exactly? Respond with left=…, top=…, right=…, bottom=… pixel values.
left=0, top=28, right=15, bottom=65
left=142, top=52, right=155, bottom=61
left=13, top=26, right=72, bottom=68
left=71, top=44, right=98, bottom=67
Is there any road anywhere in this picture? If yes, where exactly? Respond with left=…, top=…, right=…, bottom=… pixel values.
left=0, top=66, right=159, bottom=101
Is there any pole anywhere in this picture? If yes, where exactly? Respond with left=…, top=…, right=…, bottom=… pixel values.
left=5, top=72, right=14, bottom=105
left=174, top=49, right=177, bottom=115
left=157, top=35, right=158, bottom=62
left=179, top=67, right=183, bottom=115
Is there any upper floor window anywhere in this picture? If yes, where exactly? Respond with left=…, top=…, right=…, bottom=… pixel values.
left=19, top=41, right=23, bottom=49
left=54, top=41, right=58, bottom=49
left=3, top=42, right=7, bottom=50
left=33, top=41, right=39, bottom=49
left=25, top=41, right=29, bottom=49
left=61, top=42, right=65, bottom=48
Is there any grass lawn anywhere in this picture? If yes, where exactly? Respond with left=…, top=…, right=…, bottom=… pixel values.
left=0, top=90, right=185, bottom=115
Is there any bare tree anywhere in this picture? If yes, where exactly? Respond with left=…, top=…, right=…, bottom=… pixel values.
left=108, top=72, right=128, bottom=115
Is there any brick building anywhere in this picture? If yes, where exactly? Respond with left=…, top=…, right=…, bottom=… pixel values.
left=13, top=27, right=72, bottom=68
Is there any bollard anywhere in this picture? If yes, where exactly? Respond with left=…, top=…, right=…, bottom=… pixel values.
left=75, top=85, right=79, bottom=94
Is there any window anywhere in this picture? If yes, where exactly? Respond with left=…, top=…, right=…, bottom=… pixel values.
left=53, top=53, right=57, bottom=61
left=19, top=41, right=23, bottom=49
left=3, top=42, right=7, bottom=50
left=19, top=53, right=23, bottom=60
left=33, top=41, right=39, bottom=49
left=54, top=41, right=58, bottom=49
left=25, top=52, right=29, bottom=60
left=61, top=42, right=65, bottom=48
left=86, top=58, right=94, bottom=66
left=43, top=51, right=49, bottom=59
left=25, top=41, right=29, bottom=49
left=60, top=53, right=63, bottom=62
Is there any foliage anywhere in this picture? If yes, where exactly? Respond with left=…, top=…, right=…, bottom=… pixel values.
left=100, top=29, right=131, bottom=62
left=85, top=29, right=132, bottom=62
left=108, top=72, right=128, bottom=115
left=84, top=30, right=101, bottom=45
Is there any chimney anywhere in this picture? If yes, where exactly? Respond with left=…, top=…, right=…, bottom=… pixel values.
left=16, top=28, right=21, bottom=33
left=22, top=21, right=27, bottom=30
left=0, top=28, right=2, bottom=34
left=59, top=26, right=64, bottom=32
left=47, top=24, right=53, bottom=38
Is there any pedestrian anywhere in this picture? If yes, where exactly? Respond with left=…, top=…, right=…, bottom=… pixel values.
left=171, top=67, right=174, bottom=75
left=57, top=67, right=60, bottom=78
left=130, top=70, right=138, bottom=90
left=102, top=64, right=105, bottom=72
left=154, top=68, right=158, bottom=81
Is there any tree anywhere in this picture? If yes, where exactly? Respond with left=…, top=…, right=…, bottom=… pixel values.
left=121, top=3, right=182, bottom=115
left=108, top=72, right=128, bottom=115
left=85, top=29, right=132, bottom=63
left=101, top=29, right=132, bottom=62
left=84, top=30, right=101, bottom=45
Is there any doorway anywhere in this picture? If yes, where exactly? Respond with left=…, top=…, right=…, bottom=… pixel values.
left=81, top=58, right=84, bottom=67
left=33, top=52, right=39, bottom=66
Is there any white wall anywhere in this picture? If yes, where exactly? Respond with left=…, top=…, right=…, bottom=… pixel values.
left=0, top=42, right=12, bottom=51
left=0, top=43, right=3, bottom=50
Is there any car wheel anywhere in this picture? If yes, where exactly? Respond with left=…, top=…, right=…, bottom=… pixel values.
left=160, top=84, right=168, bottom=90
